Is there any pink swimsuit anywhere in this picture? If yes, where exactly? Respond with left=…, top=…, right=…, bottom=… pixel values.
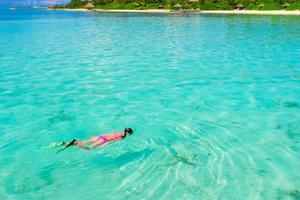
left=98, top=135, right=109, bottom=142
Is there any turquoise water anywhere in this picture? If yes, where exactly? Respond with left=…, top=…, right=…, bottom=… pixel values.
left=0, top=9, right=300, bottom=200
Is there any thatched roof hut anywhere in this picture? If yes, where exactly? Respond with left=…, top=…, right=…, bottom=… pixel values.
left=158, top=4, right=164, bottom=9
left=173, top=3, right=182, bottom=10
left=235, top=3, right=245, bottom=10
left=84, top=2, right=94, bottom=9
left=281, top=3, right=290, bottom=8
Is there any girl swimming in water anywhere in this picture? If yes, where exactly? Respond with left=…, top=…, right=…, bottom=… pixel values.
left=61, top=128, right=133, bottom=151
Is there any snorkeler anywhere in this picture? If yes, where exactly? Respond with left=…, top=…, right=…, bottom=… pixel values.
left=58, top=128, right=133, bottom=151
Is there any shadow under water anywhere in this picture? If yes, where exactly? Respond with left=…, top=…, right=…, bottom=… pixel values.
left=91, top=148, right=154, bottom=168
left=161, top=154, right=197, bottom=167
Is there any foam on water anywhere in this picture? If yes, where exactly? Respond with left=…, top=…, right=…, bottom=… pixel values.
left=0, top=9, right=300, bottom=200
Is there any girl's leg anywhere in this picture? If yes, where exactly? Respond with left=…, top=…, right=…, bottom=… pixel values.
left=89, top=139, right=106, bottom=149
left=74, top=139, right=105, bottom=150
left=74, top=141, right=91, bottom=150
left=82, top=136, right=99, bottom=144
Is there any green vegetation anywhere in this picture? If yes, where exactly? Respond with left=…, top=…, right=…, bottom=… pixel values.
left=54, top=0, right=300, bottom=10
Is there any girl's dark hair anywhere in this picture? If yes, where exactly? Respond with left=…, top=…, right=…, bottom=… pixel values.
left=124, top=127, right=133, bottom=134
left=123, top=128, right=133, bottom=138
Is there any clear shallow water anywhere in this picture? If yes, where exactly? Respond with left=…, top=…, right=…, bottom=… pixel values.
left=0, top=9, right=300, bottom=200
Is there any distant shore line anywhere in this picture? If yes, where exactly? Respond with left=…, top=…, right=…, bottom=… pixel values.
left=51, top=8, right=300, bottom=15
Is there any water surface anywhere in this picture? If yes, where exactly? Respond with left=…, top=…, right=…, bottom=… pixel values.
left=0, top=9, right=300, bottom=200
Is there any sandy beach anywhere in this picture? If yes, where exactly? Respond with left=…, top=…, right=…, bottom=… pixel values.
left=94, top=9, right=171, bottom=13
left=53, top=8, right=171, bottom=13
left=53, top=8, right=300, bottom=15
left=200, top=10, right=300, bottom=15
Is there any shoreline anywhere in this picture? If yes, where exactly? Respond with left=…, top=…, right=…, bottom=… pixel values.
left=52, top=8, right=300, bottom=15
left=53, top=8, right=171, bottom=13
left=200, top=10, right=300, bottom=15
